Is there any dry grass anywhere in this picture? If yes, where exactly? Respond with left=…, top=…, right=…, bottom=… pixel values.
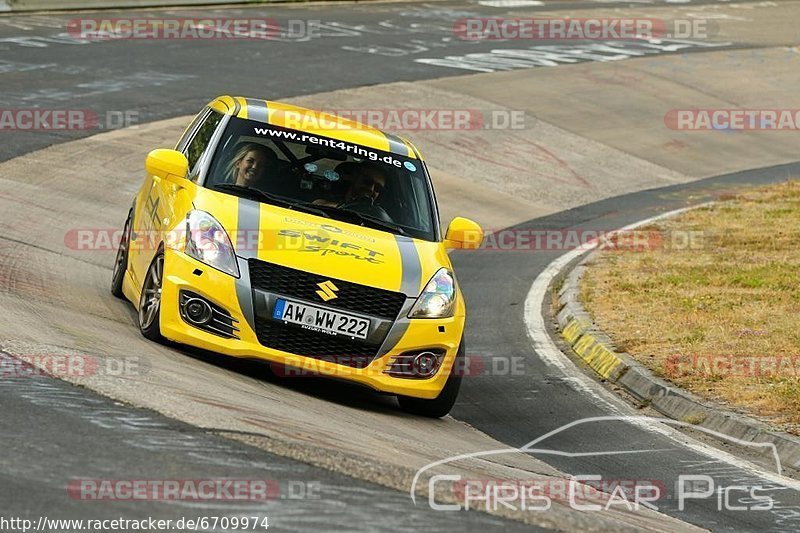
left=580, top=180, right=800, bottom=432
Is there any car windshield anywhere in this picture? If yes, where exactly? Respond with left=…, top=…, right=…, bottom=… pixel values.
left=204, top=116, right=438, bottom=241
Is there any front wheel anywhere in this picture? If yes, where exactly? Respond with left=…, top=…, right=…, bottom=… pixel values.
left=138, top=251, right=165, bottom=342
left=397, top=341, right=465, bottom=418
left=111, top=210, right=132, bottom=299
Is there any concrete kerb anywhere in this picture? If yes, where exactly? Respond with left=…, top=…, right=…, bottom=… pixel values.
left=551, top=217, right=800, bottom=473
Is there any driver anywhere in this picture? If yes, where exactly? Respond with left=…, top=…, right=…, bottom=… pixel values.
left=314, top=162, right=386, bottom=208
left=343, top=162, right=386, bottom=205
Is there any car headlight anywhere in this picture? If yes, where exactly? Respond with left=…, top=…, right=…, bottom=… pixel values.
left=408, top=268, right=456, bottom=318
left=184, top=210, right=240, bottom=278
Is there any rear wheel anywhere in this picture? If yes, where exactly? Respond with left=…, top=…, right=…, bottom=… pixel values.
left=138, top=252, right=165, bottom=342
left=110, top=210, right=132, bottom=299
left=397, top=340, right=465, bottom=418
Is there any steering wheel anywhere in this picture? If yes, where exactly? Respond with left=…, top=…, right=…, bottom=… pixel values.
left=338, top=197, right=393, bottom=222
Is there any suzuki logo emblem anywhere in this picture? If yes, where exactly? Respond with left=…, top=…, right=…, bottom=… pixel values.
left=316, top=280, right=339, bottom=301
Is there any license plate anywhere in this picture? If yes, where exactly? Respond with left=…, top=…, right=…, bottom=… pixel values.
left=272, top=299, right=370, bottom=340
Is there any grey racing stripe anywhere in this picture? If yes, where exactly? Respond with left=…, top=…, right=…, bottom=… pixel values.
left=245, top=98, right=269, bottom=123
left=235, top=257, right=256, bottom=333
left=234, top=198, right=261, bottom=332
left=377, top=300, right=414, bottom=358
left=376, top=236, right=423, bottom=357
left=236, top=198, right=261, bottom=259
left=395, top=234, right=422, bottom=297
left=383, top=132, right=410, bottom=157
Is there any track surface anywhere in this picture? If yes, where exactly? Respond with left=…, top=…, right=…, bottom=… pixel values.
left=0, top=354, right=534, bottom=532
left=2, top=0, right=799, bottom=531
left=0, top=0, right=752, bottom=161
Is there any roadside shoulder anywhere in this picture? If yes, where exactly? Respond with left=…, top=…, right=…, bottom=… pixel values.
left=552, top=218, right=800, bottom=476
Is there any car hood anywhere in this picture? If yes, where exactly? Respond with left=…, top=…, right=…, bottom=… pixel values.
left=193, top=189, right=449, bottom=296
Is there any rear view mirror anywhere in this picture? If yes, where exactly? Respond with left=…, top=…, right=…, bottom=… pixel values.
left=444, top=217, right=483, bottom=249
left=146, top=149, right=189, bottom=182
left=305, top=145, right=348, bottom=161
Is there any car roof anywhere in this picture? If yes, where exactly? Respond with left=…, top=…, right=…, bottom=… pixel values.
left=207, top=95, right=421, bottom=160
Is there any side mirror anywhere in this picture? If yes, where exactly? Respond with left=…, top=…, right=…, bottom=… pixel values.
left=444, top=217, right=483, bottom=250
left=146, top=149, right=189, bottom=182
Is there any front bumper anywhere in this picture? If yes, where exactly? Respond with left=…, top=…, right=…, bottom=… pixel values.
left=158, top=248, right=464, bottom=399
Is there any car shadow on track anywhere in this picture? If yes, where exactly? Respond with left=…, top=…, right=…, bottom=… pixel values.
left=168, top=340, right=404, bottom=417
left=115, top=298, right=409, bottom=417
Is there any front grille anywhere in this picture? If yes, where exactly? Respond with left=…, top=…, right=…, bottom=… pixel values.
left=248, top=259, right=408, bottom=367
left=254, top=320, right=375, bottom=368
left=248, top=259, right=407, bottom=320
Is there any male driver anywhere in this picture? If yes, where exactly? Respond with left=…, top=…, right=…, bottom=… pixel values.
left=314, top=161, right=386, bottom=207
left=341, top=162, right=386, bottom=205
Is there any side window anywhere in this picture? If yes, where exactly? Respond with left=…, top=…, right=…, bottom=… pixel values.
left=176, top=110, right=207, bottom=152
left=185, top=110, right=224, bottom=177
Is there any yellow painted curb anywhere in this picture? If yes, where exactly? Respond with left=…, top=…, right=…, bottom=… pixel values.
left=562, top=317, right=627, bottom=381
left=561, top=317, right=590, bottom=344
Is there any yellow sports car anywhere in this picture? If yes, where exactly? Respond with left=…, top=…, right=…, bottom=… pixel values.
left=112, top=96, right=483, bottom=417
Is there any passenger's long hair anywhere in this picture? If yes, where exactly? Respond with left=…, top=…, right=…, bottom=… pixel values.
left=225, top=143, right=276, bottom=183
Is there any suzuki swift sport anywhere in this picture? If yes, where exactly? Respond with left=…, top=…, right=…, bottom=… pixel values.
left=112, top=96, right=483, bottom=417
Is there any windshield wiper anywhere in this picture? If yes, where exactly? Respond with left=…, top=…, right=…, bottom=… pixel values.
left=212, top=184, right=330, bottom=219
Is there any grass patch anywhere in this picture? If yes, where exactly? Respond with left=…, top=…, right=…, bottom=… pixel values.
left=580, top=180, right=800, bottom=428
left=682, top=413, right=707, bottom=425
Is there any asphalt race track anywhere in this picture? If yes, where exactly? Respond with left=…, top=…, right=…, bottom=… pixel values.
left=2, top=0, right=800, bottom=531
left=0, top=353, right=537, bottom=532
left=0, top=0, right=759, bottom=162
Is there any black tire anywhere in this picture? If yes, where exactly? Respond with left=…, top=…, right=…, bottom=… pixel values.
left=397, top=340, right=465, bottom=418
left=111, top=210, right=132, bottom=299
left=138, top=251, right=165, bottom=342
